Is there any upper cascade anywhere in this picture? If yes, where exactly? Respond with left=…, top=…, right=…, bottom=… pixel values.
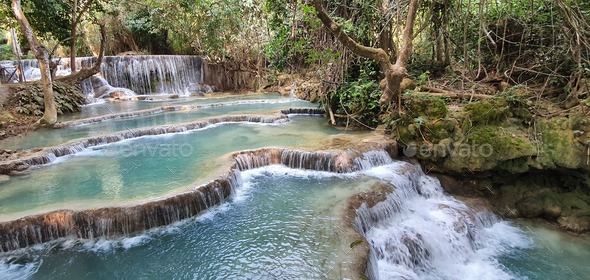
left=1, top=55, right=209, bottom=98
left=92, top=55, right=206, bottom=96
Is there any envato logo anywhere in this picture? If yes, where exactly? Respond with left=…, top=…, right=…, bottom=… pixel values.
left=403, top=143, right=493, bottom=158
left=114, top=143, right=195, bottom=158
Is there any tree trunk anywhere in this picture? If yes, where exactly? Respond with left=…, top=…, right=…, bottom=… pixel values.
left=379, top=0, right=420, bottom=109
left=312, top=0, right=420, bottom=111
left=11, top=0, right=57, bottom=125
left=70, top=0, right=78, bottom=74
left=58, top=20, right=106, bottom=84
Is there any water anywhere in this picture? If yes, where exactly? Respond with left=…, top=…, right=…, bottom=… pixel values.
left=0, top=117, right=342, bottom=220
left=1, top=89, right=589, bottom=279
left=4, top=55, right=205, bottom=97
left=354, top=164, right=590, bottom=280
left=0, top=97, right=310, bottom=150
left=501, top=221, right=590, bottom=280
left=3, top=161, right=589, bottom=279
left=59, top=93, right=288, bottom=121
left=0, top=166, right=380, bottom=279
left=97, top=55, right=204, bottom=96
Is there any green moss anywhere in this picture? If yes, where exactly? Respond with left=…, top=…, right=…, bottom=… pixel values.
left=464, top=98, right=510, bottom=125
left=513, top=107, right=533, bottom=122
left=424, top=120, right=452, bottom=142
left=537, top=119, right=583, bottom=169
left=467, top=125, right=535, bottom=161
left=405, top=94, right=448, bottom=119
left=396, top=126, right=413, bottom=144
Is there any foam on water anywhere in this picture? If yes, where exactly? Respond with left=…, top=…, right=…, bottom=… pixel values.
left=0, top=256, right=41, bottom=280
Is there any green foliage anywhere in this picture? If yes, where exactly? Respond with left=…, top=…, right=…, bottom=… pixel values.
left=0, top=33, right=14, bottom=60
left=263, top=2, right=327, bottom=71
left=22, top=0, right=71, bottom=42
left=329, top=76, right=382, bottom=128
left=11, top=82, right=85, bottom=116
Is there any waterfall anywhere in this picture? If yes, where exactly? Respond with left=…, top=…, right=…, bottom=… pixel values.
left=356, top=163, right=531, bottom=279
left=81, top=74, right=137, bottom=99
left=2, top=55, right=206, bottom=99
left=0, top=114, right=288, bottom=175
left=96, top=55, right=204, bottom=96
left=280, top=108, right=326, bottom=116
left=0, top=169, right=241, bottom=252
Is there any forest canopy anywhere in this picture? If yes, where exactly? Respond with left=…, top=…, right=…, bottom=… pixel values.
left=1, top=0, right=589, bottom=125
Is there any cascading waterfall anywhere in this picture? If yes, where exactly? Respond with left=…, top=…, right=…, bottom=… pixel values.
left=0, top=142, right=532, bottom=280
left=95, top=55, right=205, bottom=96
left=0, top=146, right=396, bottom=251
left=2, top=55, right=207, bottom=99
left=356, top=163, right=532, bottom=279
left=0, top=114, right=289, bottom=175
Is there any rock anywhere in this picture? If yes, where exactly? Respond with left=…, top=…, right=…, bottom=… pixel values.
left=0, top=174, right=9, bottom=183
left=557, top=216, right=590, bottom=233
left=295, top=79, right=323, bottom=103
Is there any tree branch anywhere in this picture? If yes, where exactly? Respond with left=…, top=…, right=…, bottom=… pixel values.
left=58, top=20, right=106, bottom=84
left=395, top=0, right=419, bottom=66
left=312, top=0, right=391, bottom=69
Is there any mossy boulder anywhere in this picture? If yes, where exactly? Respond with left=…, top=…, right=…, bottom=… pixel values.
left=439, top=125, right=536, bottom=172
left=494, top=171, right=590, bottom=232
left=534, top=118, right=585, bottom=169
left=464, top=98, right=510, bottom=125
left=404, top=94, right=448, bottom=119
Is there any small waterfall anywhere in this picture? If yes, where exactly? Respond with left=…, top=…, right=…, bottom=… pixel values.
left=3, top=55, right=207, bottom=100
left=0, top=145, right=398, bottom=251
left=81, top=74, right=137, bottom=99
left=353, top=150, right=395, bottom=171
left=0, top=169, right=241, bottom=252
left=0, top=114, right=288, bottom=175
left=355, top=163, right=528, bottom=279
left=280, top=108, right=326, bottom=116
left=97, top=55, right=204, bottom=96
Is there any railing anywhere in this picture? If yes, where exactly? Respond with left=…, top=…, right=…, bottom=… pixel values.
left=0, top=65, right=23, bottom=84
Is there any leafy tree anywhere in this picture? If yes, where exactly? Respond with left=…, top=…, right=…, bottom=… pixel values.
left=312, top=0, right=420, bottom=113
left=10, top=0, right=57, bottom=125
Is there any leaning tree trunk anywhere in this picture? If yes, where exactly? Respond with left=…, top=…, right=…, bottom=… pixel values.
left=11, top=0, right=57, bottom=125
left=70, top=0, right=78, bottom=75
left=312, top=0, right=420, bottom=112
left=58, top=20, right=106, bottom=84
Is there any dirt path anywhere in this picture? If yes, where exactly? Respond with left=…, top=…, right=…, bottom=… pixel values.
left=0, top=84, right=11, bottom=108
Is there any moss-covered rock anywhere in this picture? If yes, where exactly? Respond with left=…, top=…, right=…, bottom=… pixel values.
left=404, top=94, right=448, bottom=119
left=437, top=125, right=536, bottom=172
left=464, top=98, right=510, bottom=125
left=535, top=118, right=585, bottom=169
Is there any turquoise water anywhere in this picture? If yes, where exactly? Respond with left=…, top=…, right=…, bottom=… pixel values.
left=0, top=167, right=379, bottom=279
left=0, top=117, right=344, bottom=219
left=0, top=99, right=312, bottom=150
left=502, top=221, right=590, bottom=280
left=1, top=92, right=590, bottom=280
left=2, top=164, right=590, bottom=280
left=59, top=93, right=288, bottom=121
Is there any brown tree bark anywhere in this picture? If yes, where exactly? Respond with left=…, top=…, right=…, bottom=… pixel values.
left=69, top=0, right=95, bottom=75
left=11, top=0, right=57, bottom=125
left=58, top=20, right=106, bottom=84
left=70, top=0, right=78, bottom=74
left=312, top=0, right=420, bottom=112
